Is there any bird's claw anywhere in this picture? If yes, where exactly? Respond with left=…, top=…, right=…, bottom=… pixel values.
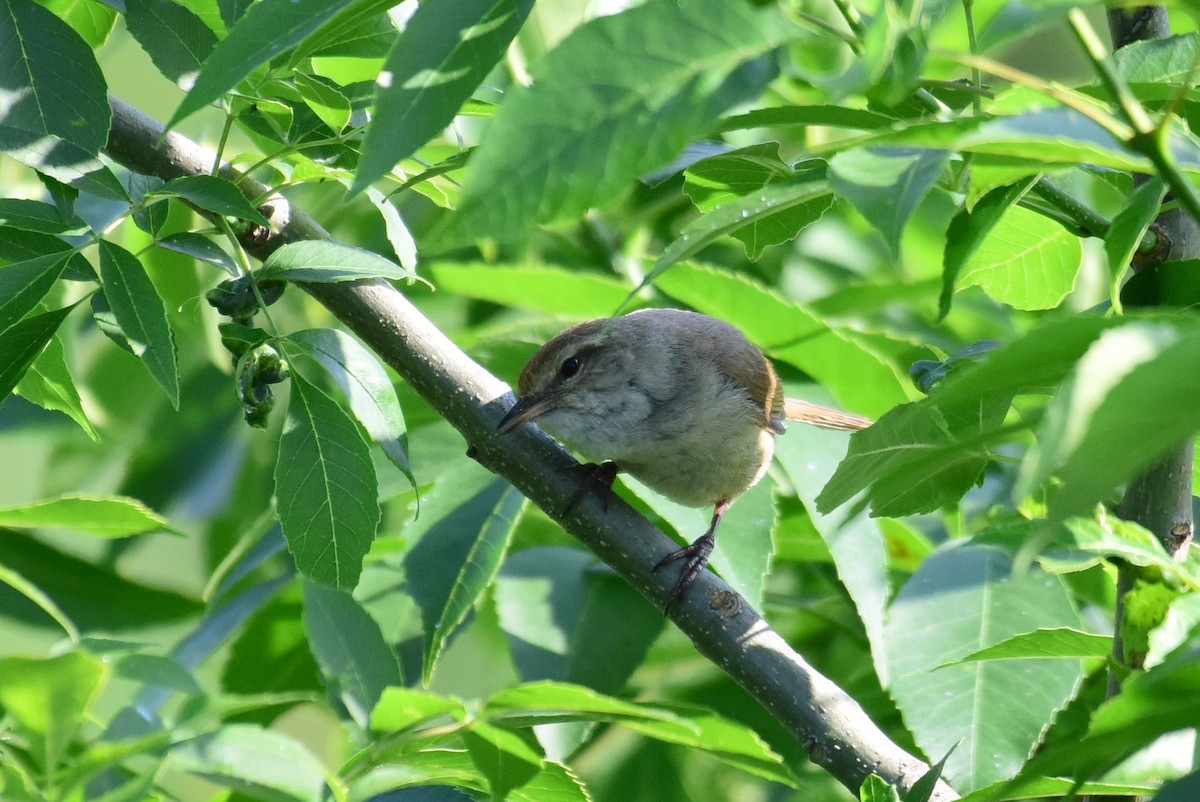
left=562, top=461, right=620, bottom=515
left=653, top=532, right=715, bottom=614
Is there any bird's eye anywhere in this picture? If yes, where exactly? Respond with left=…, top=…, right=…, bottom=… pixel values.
left=560, top=355, right=582, bottom=379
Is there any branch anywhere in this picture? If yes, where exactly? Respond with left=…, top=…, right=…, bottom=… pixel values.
left=104, top=96, right=959, bottom=801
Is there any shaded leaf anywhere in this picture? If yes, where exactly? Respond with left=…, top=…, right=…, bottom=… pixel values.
left=435, top=0, right=800, bottom=244
left=275, top=370, right=381, bottom=590
left=154, top=175, right=269, bottom=225
left=0, top=304, right=76, bottom=401
left=124, top=0, right=217, bottom=83
left=828, top=147, right=949, bottom=256
left=97, top=240, right=179, bottom=407
left=352, top=0, right=535, bottom=193
left=169, top=724, right=327, bottom=802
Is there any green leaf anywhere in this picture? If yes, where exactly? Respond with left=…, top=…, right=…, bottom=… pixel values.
left=717, top=105, right=896, bottom=133
left=124, top=0, right=217, bottom=83
left=365, top=187, right=417, bottom=271
left=351, top=0, right=535, bottom=193
left=404, top=468, right=525, bottom=683
left=371, top=687, right=467, bottom=732
left=15, top=333, right=96, bottom=439
left=1021, top=627, right=1200, bottom=782
left=509, top=762, right=589, bottom=802
left=157, top=232, right=238, bottom=276
left=0, top=303, right=75, bottom=401
left=285, top=328, right=413, bottom=485
left=462, top=723, right=542, bottom=800
left=37, top=0, right=117, bottom=47
left=302, top=579, right=402, bottom=727
left=257, top=240, right=423, bottom=284
left=113, top=653, right=203, bottom=696
left=429, top=263, right=632, bottom=318
left=1104, top=177, right=1165, bottom=300
left=774, top=411, right=891, bottom=682
left=0, top=226, right=93, bottom=279
left=435, top=0, right=800, bottom=245
left=1111, top=33, right=1199, bottom=84
left=153, top=175, right=269, bottom=225
left=0, top=127, right=126, bottom=200
left=649, top=166, right=832, bottom=281
left=0, top=0, right=110, bottom=154
left=0, top=199, right=88, bottom=235
left=97, top=240, right=180, bottom=407
left=293, top=72, right=350, bottom=134
left=938, top=627, right=1112, bottom=667
left=815, top=398, right=1000, bottom=517
left=169, top=724, right=327, bottom=802
left=0, top=651, right=108, bottom=772
left=275, top=370, right=381, bottom=590
left=1018, top=321, right=1200, bottom=520
left=677, top=155, right=835, bottom=260
left=940, top=176, right=1038, bottom=319
left=1151, top=770, right=1200, bottom=802
left=0, top=252, right=70, bottom=333
left=655, top=263, right=909, bottom=416
left=494, top=547, right=664, bottom=695
left=828, top=147, right=949, bottom=256
left=885, top=543, right=1085, bottom=792
left=167, top=0, right=357, bottom=128
left=956, top=204, right=1082, bottom=310
left=0, top=495, right=174, bottom=538
left=861, top=775, right=901, bottom=802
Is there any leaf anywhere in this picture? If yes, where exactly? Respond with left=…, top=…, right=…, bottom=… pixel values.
left=717, top=105, right=896, bottom=133
left=861, top=775, right=901, bottom=802
left=774, top=412, right=891, bottom=683
left=828, top=147, right=949, bottom=256
left=97, top=240, right=180, bottom=407
left=462, top=723, right=542, bottom=800
left=167, top=0, right=357, bottom=128
left=15, top=334, right=97, bottom=439
left=0, top=127, right=126, bottom=200
left=938, top=627, right=1112, bottom=667
left=885, top=543, right=1085, bottom=792
left=293, top=72, right=351, bottom=134
left=257, top=240, right=423, bottom=284
left=302, top=579, right=402, bottom=728
left=404, top=468, right=524, bottom=683
left=1104, top=177, right=1165, bottom=299
left=1018, top=321, right=1200, bottom=520
left=124, top=0, right=217, bottom=83
left=940, top=176, right=1038, bottom=319
left=509, top=762, right=590, bottom=802
left=0, top=199, right=87, bottom=235
left=655, top=263, right=909, bottom=416
left=169, top=724, right=327, bottom=802
left=365, top=187, right=417, bottom=272
left=283, top=328, right=413, bottom=486
left=371, top=687, right=467, bottom=732
left=434, top=0, right=800, bottom=245
left=0, top=0, right=110, bottom=154
left=0, top=495, right=174, bottom=538
left=156, top=232, right=238, bottom=276
left=648, top=165, right=832, bottom=281
left=351, top=0, right=535, bottom=193
left=956, top=204, right=1082, bottom=310
left=0, top=651, right=108, bottom=772
left=0, top=304, right=75, bottom=402
left=1021, top=627, right=1200, bottom=782
left=0, top=252, right=70, bottom=333
left=275, top=370, right=381, bottom=591
left=494, top=547, right=665, bottom=695
left=154, top=175, right=269, bottom=225
left=429, top=263, right=632, bottom=318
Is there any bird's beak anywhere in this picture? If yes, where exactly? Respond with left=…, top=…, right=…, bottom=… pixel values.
left=496, top=394, right=558, bottom=435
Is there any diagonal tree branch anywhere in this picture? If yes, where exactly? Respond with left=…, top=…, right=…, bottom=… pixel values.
left=104, top=95, right=958, bottom=801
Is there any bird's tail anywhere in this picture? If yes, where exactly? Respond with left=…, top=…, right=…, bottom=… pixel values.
left=784, top=398, right=872, bottom=431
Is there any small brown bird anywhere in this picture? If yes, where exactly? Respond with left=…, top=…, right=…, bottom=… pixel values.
left=497, top=308, right=871, bottom=607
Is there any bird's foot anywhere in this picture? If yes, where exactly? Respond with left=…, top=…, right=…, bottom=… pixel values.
left=652, top=531, right=715, bottom=614
left=561, top=461, right=621, bottom=516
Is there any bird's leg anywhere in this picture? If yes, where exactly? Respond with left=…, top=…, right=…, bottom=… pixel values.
left=653, top=499, right=730, bottom=612
left=561, top=461, right=621, bottom=515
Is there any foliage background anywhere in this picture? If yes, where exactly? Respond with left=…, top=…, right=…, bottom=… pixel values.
left=1, top=0, right=1200, bottom=801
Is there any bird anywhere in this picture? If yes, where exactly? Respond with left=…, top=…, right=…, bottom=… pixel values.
left=496, top=308, right=871, bottom=608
